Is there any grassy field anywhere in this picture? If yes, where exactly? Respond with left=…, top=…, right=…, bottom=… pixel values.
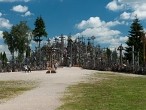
left=0, top=80, right=37, bottom=103
left=58, top=72, right=146, bottom=110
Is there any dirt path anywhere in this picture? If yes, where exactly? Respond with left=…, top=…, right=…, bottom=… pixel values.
left=0, top=67, right=96, bottom=110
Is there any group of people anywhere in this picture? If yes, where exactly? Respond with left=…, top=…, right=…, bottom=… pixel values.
left=24, top=65, right=31, bottom=73
left=23, top=62, right=58, bottom=73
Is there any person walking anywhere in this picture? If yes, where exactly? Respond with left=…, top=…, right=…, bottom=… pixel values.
left=24, top=65, right=28, bottom=73
left=27, top=65, right=31, bottom=72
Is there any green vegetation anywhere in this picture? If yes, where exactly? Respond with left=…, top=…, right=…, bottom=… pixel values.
left=0, top=80, right=36, bottom=103
left=0, top=52, right=8, bottom=68
left=58, top=73, right=146, bottom=110
left=33, top=16, right=48, bottom=48
left=125, top=16, right=145, bottom=64
left=3, top=21, right=31, bottom=62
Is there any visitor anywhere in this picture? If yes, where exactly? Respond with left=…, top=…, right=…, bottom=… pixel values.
left=27, top=65, right=31, bottom=72
left=24, top=65, right=28, bottom=73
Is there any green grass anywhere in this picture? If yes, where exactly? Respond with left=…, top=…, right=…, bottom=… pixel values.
left=0, top=80, right=37, bottom=103
left=58, top=73, right=146, bottom=110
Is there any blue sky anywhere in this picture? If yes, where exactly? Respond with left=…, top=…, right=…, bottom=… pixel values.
left=0, top=0, right=146, bottom=57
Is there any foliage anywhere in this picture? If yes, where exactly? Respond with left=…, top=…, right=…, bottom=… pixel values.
left=3, top=31, right=15, bottom=58
left=12, top=21, right=30, bottom=61
left=124, top=17, right=144, bottom=65
left=33, top=16, right=47, bottom=48
left=25, top=46, right=31, bottom=58
left=0, top=52, right=8, bottom=67
left=3, top=21, right=30, bottom=61
left=106, top=47, right=112, bottom=62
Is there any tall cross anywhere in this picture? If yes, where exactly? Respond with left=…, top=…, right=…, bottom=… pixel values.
left=117, top=44, right=124, bottom=65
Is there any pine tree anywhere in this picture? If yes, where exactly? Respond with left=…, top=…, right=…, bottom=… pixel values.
left=32, top=16, right=47, bottom=65
left=124, top=17, right=144, bottom=65
left=33, top=16, right=47, bottom=48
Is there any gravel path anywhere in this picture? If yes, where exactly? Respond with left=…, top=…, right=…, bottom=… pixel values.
left=0, top=67, right=96, bottom=110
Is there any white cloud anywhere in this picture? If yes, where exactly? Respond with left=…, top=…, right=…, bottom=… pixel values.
left=0, top=45, right=11, bottom=59
left=120, top=6, right=146, bottom=20
left=25, top=11, right=31, bottom=16
left=22, top=11, right=33, bottom=17
left=107, top=0, right=146, bottom=20
left=106, top=35, right=128, bottom=50
left=76, top=17, right=104, bottom=30
left=131, top=3, right=146, bottom=20
left=106, top=0, right=124, bottom=11
left=75, top=17, right=125, bottom=49
left=0, top=12, right=2, bottom=17
left=0, top=31, right=3, bottom=39
left=12, top=5, right=28, bottom=13
left=0, top=0, right=30, bottom=2
left=120, top=12, right=131, bottom=20
left=76, top=27, right=121, bottom=39
left=0, top=18, right=12, bottom=29
left=76, top=17, right=123, bottom=30
left=0, top=31, right=11, bottom=58
left=12, top=5, right=33, bottom=17
left=119, top=0, right=146, bottom=4
left=105, top=20, right=123, bottom=27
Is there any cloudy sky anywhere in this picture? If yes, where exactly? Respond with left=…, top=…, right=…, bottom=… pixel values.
left=0, top=0, right=146, bottom=57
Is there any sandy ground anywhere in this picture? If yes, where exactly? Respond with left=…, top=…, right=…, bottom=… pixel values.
left=0, top=67, right=96, bottom=110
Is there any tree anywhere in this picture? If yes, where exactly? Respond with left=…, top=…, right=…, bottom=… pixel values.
left=1, top=52, right=7, bottom=67
left=3, top=21, right=30, bottom=71
left=33, top=16, right=47, bottom=48
left=0, top=52, right=7, bottom=69
left=124, top=17, right=144, bottom=65
left=3, top=31, right=15, bottom=64
left=11, top=21, right=31, bottom=61
left=32, top=16, right=47, bottom=66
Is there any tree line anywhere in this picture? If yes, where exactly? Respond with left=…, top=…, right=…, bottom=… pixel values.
left=1, top=16, right=146, bottom=74
left=2, top=16, right=47, bottom=71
